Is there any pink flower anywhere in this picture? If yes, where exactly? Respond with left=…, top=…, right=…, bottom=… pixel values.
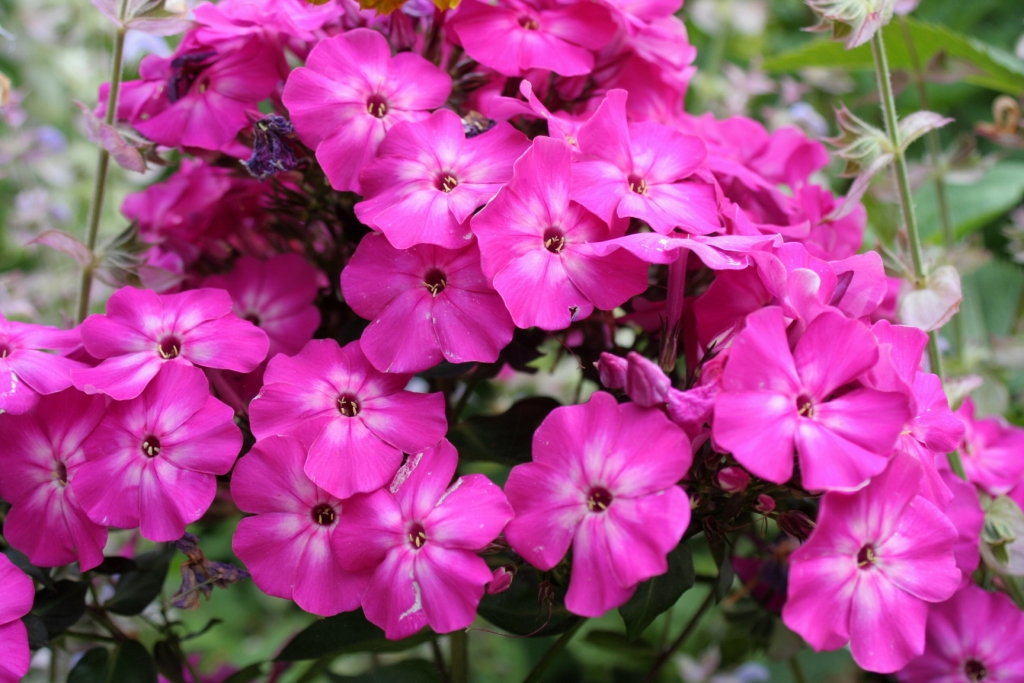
left=897, top=584, right=1024, bottom=682
left=448, top=0, right=617, bottom=77
left=282, top=28, right=451, bottom=193
left=116, top=36, right=280, bottom=151
left=570, top=90, right=719, bottom=235
left=231, top=435, right=370, bottom=616
left=0, top=312, right=83, bottom=414
left=953, top=397, right=1024, bottom=495
left=248, top=339, right=447, bottom=499
left=940, top=471, right=983, bottom=586
left=717, top=466, right=750, bottom=493
left=0, top=389, right=108, bottom=571
left=713, top=307, right=911, bottom=491
left=783, top=453, right=960, bottom=673
left=356, top=109, right=529, bottom=249
left=503, top=391, right=692, bottom=616
left=72, top=287, right=269, bottom=401
left=74, top=363, right=241, bottom=542
left=204, top=254, right=322, bottom=359
left=470, top=136, right=649, bottom=330
left=0, top=553, right=34, bottom=683
left=332, top=440, right=513, bottom=639
left=341, top=235, right=514, bottom=373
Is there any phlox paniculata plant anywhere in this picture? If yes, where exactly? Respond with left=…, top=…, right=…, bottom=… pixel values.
left=2, top=0, right=1024, bottom=681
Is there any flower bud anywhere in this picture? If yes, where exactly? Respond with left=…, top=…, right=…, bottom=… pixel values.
left=980, top=496, right=1024, bottom=575
left=755, top=494, right=776, bottom=514
left=717, top=466, right=751, bottom=493
left=806, top=0, right=895, bottom=50
left=776, top=510, right=816, bottom=542
left=486, top=566, right=515, bottom=595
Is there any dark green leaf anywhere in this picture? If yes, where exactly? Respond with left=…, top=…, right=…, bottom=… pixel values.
left=2, top=547, right=55, bottom=591
left=105, top=545, right=175, bottom=616
left=182, top=618, right=223, bottom=641
left=67, top=648, right=111, bottom=683
left=22, top=613, right=49, bottom=650
left=763, top=18, right=1024, bottom=95
left=109, top=640, right=158, bottom=683
left=618, top=543, right=696, bottom=641
left=92, top=556, right=139, bottom=575
left=918, top=162, right=1024, bottom=242
left=326, top=659, right=439, bottom=683
left=275, top=609, right=432, bottom=661
left=32, top=579, right=88, bottom=638
left=220, top=663, right=266, bottom=683
left=448, top=397, right=560, bottom=466
left=152, top=640, right=186, bottom=683
left=583, top=631, right=654, bottom=659
left=479, top=569, right=579, bottom=637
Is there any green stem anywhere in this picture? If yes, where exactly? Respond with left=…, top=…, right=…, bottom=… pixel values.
left=1004, top=575, right=1024, bottom=610
left=870, top=31, right=967, bottom=480
left=450, top=629, right=468, bottom=683
left=77, top=0, right=129, bottom=323
left=642, top=590, right=714, bottom=683
left=788, top=655, right=809, bottom=683
left=431, top=637, right=451, bottom=683
left=521, top=618, right=586, bottom=683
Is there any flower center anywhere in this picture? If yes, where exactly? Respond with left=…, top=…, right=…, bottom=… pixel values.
left=587, top=487, right=613, bottom=513
left=796, top=394, right=814, bottom=418
left=627, top=174, right=648, bottom=195
left=965, top=659, right=988, bottom=682
left=436, top=174, right=459, bottom=193
left=54, top=462, right=68, bottom=486
left=407, top=522, right=427, bottom=549
left=543, top=228, right=566, bottom=254
left=517, top=15, right=539, bottom=30
left=168, top=50, right=217, bottom=103
left=366, top=93, right=388, bottom=119
left=244, top=313, right=261, bottom=327
left=337, top=394, right=360, bottom=417
left=423, top=269, right=447, bottom=297
left=142, top=436, right=162, bottom=458
left=158, top=336, right=182, bottom=359
left=0, top=343, right=10, bottom=358
left=856, top=544, right=877, bottom=569
left=311, top=503, right=337, bottom=526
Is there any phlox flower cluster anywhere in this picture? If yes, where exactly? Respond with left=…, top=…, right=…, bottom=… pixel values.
left=2, top=0, right=1023, bottom=679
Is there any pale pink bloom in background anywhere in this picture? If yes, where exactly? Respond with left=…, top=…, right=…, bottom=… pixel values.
left=231, top=435, right=370, bottom=616
left=471, top=136, right=649, bottom=330
left=204, top=253, right=322, bottom=359
left=783, top=453, right=960, bottom=673
left=504, top=392, right=692, bottom=616
left=0, top=553, right=33, bottom=683
left=73, top=287, right=268, bottom=400
left=332, top=440, right=513, bottom=639
left=282, top=28, right=451, bottom=193
left=342, top=235, right=514, bottom=373
left=449, top=0, right=617, bottom=77
left=898, top=584, right=1024, bottom=683
left=571, top=89, right=719, bottom=235
left=0, top=311, right=83, bottom=414
left=951, top=397, right=1024, bottom=495
left=356, top=109, right=529, bottom=249
left=713, top=307, right=911, bottom=490
left=74, top=363, right=241, bottom=542
left=249, top=339, right=447, bottom=499
left=0, top=389, right=108, bottom=571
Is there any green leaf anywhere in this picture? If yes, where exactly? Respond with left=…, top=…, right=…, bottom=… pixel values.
left=220, top=663, right=266, bottom=683
left=109, top=640, right=158, bottom=683
left=67, top=648, right=111, bottom=683
left=105, top=545, right=175, bottom=616
left=618, top=543, right=696, bottom=641
left=447, top=397, right=560, bottom=466
left=152, top=640, right=186, bottom=683
left=22, top=614, right=50, bottom=650
left=917, top=162, right=1024, bottom=242
left=478, top=569, right=579, bottom=637
left=2, top=547, right=55, bottom=591
left=326, top=659, right=439, bottom=683
left=275, top=609, right=433, bottom=661
left=582, top=631, right=654, bottom=659
left=32, top=580, right=88, bottom=639
left=763, top=19, right=1024, bottom=95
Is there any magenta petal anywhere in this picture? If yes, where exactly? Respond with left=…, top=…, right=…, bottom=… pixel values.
left=73, top=446, right=142, bottom=529
left=138, top=458, right=216, bottom=541
left=794, top=311, right=880, bottom=399
left=72, top=352, right=162, bottom=400
left=565, top=515, right=637, bottom=617
left=391, top=440, right=459, bottom=522
left=0, top=360, right=39, bottom=414
left=331, top=489, right=404, bottom=572
left=232, top=514, right=307, bottom=600
left=602, top=487, right=690, bottom=587
left=713, top=391, right=797, bottom=484
left=182, top=315, right=268, bottom=372
left=7, top=350, right=82, bottom=395
left=795, top=418, right=892, bottom=491
left=722, top=306, right=801, bottom=394
left=782, top=555, right=855, bottom=651
left=417, top=544, right=493, bottom=634
left=305, top=417, right=404, bottom=499
left=848, top=571, right=928, bottom=673
left=605, top=403, right=691, bottom=496
left=161, top=395, right=241, bottom=475
left=248, top=382, right=333, bottom=441
left=569, top=159, right=628, bottom=223
left=432, top=287, right=514, bottom=366
left=815, top=388, right=910, bottom=456
left=426, top=474, right=513, bottom=550
left=493, top=249, right=593, bottom=330
left=231, top=435, right=321, bottom=515
left=292, top=530, right=368, bottom=616
left=876, top=497, right=960, bottom=602
left=358, top=288, right=442, bottom=374
left=576, top=89, right=633, bottom=174
left=362, top=549, right=427, bottom=640
left=360, top=390, right=448, bottom=455
left=532, top=392, right=621, bottom=484
left=0, top=621, right=29, bottom=683
left=504, top=462, right=585, bottom=570
left=0, top=555, right=34, bottom=624
left=562, top=245, right=650, bottom=312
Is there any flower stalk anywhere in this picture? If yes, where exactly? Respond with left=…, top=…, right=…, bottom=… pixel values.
left=521, top=618, right=587, bottom=683
left=77, top=0, right=129, bottom=324
left=870, top=30, right=967, bottom=480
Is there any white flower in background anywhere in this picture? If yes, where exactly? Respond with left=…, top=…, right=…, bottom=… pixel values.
left=689, top=0, right=768, bottom=37
left=676, top=648, right=770, bottom=683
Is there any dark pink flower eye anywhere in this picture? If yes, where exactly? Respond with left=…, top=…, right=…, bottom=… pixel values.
left=407, top=523, right=427, bottom=549
left=796, top=394, right=814, bottom=417
left=423, top=269, right=447, bottom=297
left=0, top=342, right=10, bottom=358
left=856, top=544, right=876, bottom=569
left=366, top=93, right=389, bottom=119
left=54, top=462, right=68, bottom=486
left=543, top=228, right=565, bottom=253
left=627, top=174, right=648, bottom=195
left=158, top=336, right=182, bottom=359
left=436, top=173, right=458, bottom=193
left=311, top=503, right=336, bottom=526
left=141, top=435, right=162, bottom=458
left=965, top=659, right=988, bottom=682
left=517, top=15, right=538, bottom=30
left=586, top=487, right=613, bottom=512
left=337, top=394, right=360, bottom=417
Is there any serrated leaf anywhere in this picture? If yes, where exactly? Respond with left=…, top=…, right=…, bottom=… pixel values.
left=275, top=609, right=432, bottom=661
left=447, top=397, right=560, bottom=466
left=618, top=543, right=695, bottom=641
left=67, top=648, right=111, bottom=683
left=32, top=580, right=89, bottom=638
left=764, top=19, right=1024, bottom=95
left=110, top=640, right=158, bottom=683
left=104, top=545, right=175, bottom=616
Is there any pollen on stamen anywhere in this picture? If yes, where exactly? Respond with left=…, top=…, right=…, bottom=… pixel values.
left=337, top=395, right=360, bottom=417
left=54, top=462, right=68, bottom=487
left=587, top=486, right=613, bottom=512
left=158, top=336, right=182, bottom=360
left=437, top=174, right=458, bottom=193
left=543, top=227, right=566, bottom=253
left=856, top=544, right=877, bottom=569
left=407, top=522, right=427, bottom=549
left=366, top=94, right=389, bottom=119
left=311, top=503, right=337, bottom=526
left=796, top=394, right=814, bottom=418
left=517, top=15, right=539, bottom=30
left=423, top=269, right=447, bottom=297
left=141, top=435, right=162, bottom=458
left=627, top=174, right=648, bottom=195
left=0, top=344, right=9, bottom=359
